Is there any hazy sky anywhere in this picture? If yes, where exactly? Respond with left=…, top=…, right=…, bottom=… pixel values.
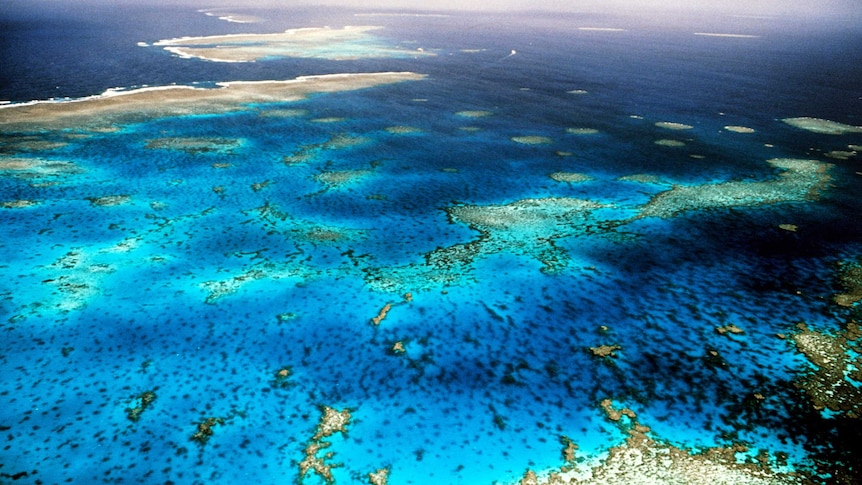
left=4, top=0, right=859, bottom=17
left=0, top=0, right=860, bottom=15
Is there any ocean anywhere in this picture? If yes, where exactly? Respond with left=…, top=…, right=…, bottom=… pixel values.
left=1, top=4, right=861, bottom=484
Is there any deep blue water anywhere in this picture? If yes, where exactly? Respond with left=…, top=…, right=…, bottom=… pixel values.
left=2, top=4, right=862, bottom=484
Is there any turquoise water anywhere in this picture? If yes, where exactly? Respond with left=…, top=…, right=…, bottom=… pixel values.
left=2, top=5, right=862, bottom=484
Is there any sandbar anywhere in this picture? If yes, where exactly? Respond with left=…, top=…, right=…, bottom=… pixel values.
left=154, top=26, right=435, bottom=62
left=0, top=72, right=426, bottom=132
left=782, top=117, right=862, bottom=135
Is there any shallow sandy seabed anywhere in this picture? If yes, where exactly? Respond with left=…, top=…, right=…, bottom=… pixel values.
left=0, top=73, right=426, bottom=132
left=154, top=26, right=435, bottom=62
left=782, top=117, right=862, bottom=135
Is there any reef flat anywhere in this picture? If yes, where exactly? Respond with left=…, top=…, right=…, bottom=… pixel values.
left=0, top=72, right=426, bottom=131
left=154, top=26, right=435, bottom=62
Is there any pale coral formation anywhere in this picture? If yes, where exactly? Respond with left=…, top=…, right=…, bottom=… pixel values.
left=635, top=158, right=831, bottom=219
left=512, top=136, right=553, bottom=145
left=654, top=139, right=686, bottom=147
left=313, top=169, right=373, bottom=188
left=299, top=406, right=353, bottom=484
left=87, top=194, right=131, bottom=206
left=0, top=73, right=426, bottom=132
left=550, top=172, right=593, bottom=183
left=258, top=108, right=308, bottom=118
left=724, top=125, right=756, bottom=133
left=618, top=174, right=664, bottom=184
left=566, top=127, right=599, bottom=135
left=824, top=149, right=857, bottom=160
left=125, top=390, right=156, bottom=422
left=0, top=157, right=82, bottom=182
left=190, top=416, right=225, bottom=445
left=456, top=110, right=493, bottom=118
left=154, top=26, right=435, bottom=62
left=655, top=121, right=694, bottom=130
left=833, top=258, right=862, bottom=307
left=385, top=125, right=423, bottom=134
left=1, top=199, right=38, bottom=208
left=371, top=303, right=392, bottom=325
left=791, top=322, right=862, bottom=417
left=0, top=134, right=68, bottom=153
left=312, top=117, right=347, bottom=123
left=590, top=345, right=621, bottom=358
left=715, top=324, right=745, bottom=336
left=144, top=136, right=242, bottom=154
left=312, top=406, right=352, bottom=442
left=369, top=468, right=390, bottom=485
left=516, top=400, right=801, bottom=485
left=782, top=117, right=862, bottom=135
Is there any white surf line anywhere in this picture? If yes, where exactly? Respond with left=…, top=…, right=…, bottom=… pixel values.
left=693, top=32, right=760, bottom=38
